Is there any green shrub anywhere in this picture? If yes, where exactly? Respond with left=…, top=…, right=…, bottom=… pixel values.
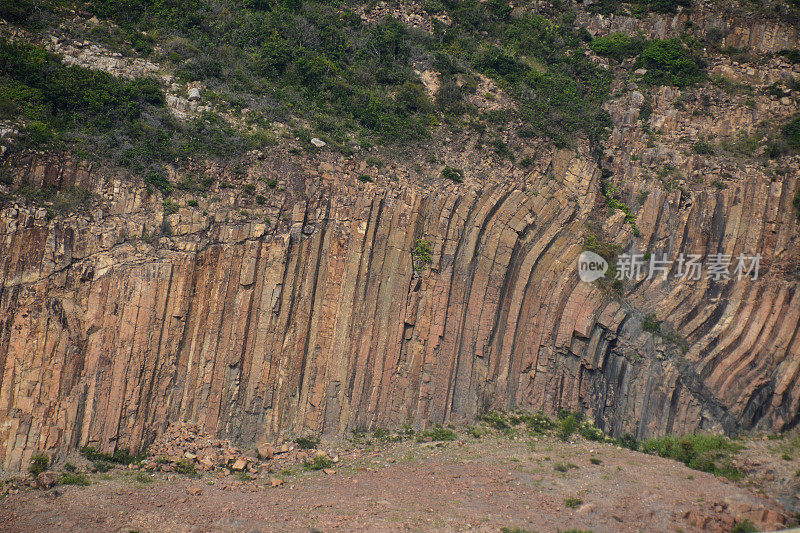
left=564, top=497, right=583, bottom=509
left=793, top=189, right=800, bottom=221
left=92, top=460, right=113, bottom=473
left=29, top=454, right=49, bottom=477
left=641, top=433, right=743, bottom=480
left=60, top=472, right=91, bottom=486
left=783, top=116, right=800, bottom=147
left=0, top=0, right=36, bottom=24
left=692, top=140, right=715, bottom=155
left=294, top=436, right=320, bottom=449
left=421, top=425, right=457, bottom=442
left=590, top=33, right=644, bottom=62
left=441, top=166, right=464, bottom=183
left=412, top=238, right=433, bottom=270
left=643, top=313, right=661, bottom=334
left=648, top=0, right=692, bottom=12
left=521, top=411, right=556, bottom=434
left=617, top=433, right=640, bottom=451
left=557, top=413, right=580, bottom=441
left=303, top=455, right=334, bottom=471
left=487, top=0, right=512, bottom=20
left=146, top=170, right=173, bottom=196
left=590, top=457, right=602, bottom=465
left=175, top=459, right=200, bottom=477
left=479, top=411, right=512, bottom=433
left=637, top=39, right=704, bottom=87
left=554, top=462, right=578, bottom=472
left=780, top=49, right=800, bottom=64
left=730, top=519, right=758, bottom=533
left=578, top=421, right=605, bottom=442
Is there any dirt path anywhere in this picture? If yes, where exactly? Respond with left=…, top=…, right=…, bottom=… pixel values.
left=1, top=432, right=794, bottom=532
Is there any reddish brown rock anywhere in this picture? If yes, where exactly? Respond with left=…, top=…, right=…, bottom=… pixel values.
left=35, top=471, right=59, bottom=490
left=0, top=101, right=798, bottom=471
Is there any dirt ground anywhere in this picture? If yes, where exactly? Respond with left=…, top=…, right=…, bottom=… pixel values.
left=0, top=430, right=796, bottom=533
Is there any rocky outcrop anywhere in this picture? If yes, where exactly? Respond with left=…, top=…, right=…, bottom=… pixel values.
left=575, top=4, right=800, bottom=53
left=0, top=127, right=798, bottom=471
left=1, top=0, right=799, bottom=472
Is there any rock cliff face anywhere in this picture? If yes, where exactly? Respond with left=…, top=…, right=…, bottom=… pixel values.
left=1, top=130, right=798, bottom=470
left=1, top=3, right=800, bottom=471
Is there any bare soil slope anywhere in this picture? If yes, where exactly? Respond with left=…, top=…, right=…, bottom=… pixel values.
left=1, top=430, right=795, bottom=532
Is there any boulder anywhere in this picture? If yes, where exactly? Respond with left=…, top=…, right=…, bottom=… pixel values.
left=35, top=471, right=59, bottom=490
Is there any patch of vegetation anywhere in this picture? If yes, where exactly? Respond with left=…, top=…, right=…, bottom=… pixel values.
left=294, top=436, right=320, bottom=450
left=479, top=411, right=514, bottom=434
left=692, top=140, right=715, bottom=155
left=636, top=39, right=705, bottom=87
left=476, top=14, right=612, bottom=145
left=519, top=411, right=556, bottom=434
left=780, top=49, right=800, bottom=64
left=465, top=425, right=486, bottom=438
left=730, top=519, right=759, bottom=533
left=493, top=138, right=514, bottom=160
left=357, top=174, right=373, bottom=183
left=583, top=231, right=623, bottom=295
left=236, top=471, right=254, bottom=482
left=303, top=455, right=334, bottom=471
left=4, top=0, right=623, bottom=173
left=783, top=116, right=800, bottom=147
left=554, top=462, right=579, bottom=473
left=0, top=39, right=253, bottom=175
left=712, top=75, right=753, bottom=96
left=418, top=425, right=457, bottom=442
left=60, top=472, right=91, bottom=486
left=92, top=460, right=113, bottom=473
left=643, top=313, right=661, bottom=334
left=441, top=166, right=464, bottom=183
left=412, top=238, right=434, bottom=271
left=564, top=496, right=583, bottom=509
left=794, top=189, right=800, bottom=221
left=590, top=33, right=644, bottom=62
left=80, top=446, right=146, bottom=465
left=174, top=459, right=200, bottom=477
left=557, top=410, right=583, bottom=441
left=588, top=0, right=690, bottom=14
left=133, top=471, right=153, bottom=483
left=641, top=433, right=743, bottom=480
left=589, top=457, right=602, bottom=465
left=28, top=454, right=49, bottom=477
left=616, top=433, right=641, bottom=451
left=578, top=421, right=605, bottom=442
left=600, top=172, right=640, bottom=236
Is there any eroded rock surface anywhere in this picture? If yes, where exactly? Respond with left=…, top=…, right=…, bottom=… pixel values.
left=0, top=131, right=798, bottom=471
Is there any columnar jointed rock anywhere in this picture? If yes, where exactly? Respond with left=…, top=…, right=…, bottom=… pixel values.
left=0, top=143, right=798, bottom=471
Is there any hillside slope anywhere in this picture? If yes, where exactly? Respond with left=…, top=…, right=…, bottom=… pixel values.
left=0, top=0, right=799, bottom=472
